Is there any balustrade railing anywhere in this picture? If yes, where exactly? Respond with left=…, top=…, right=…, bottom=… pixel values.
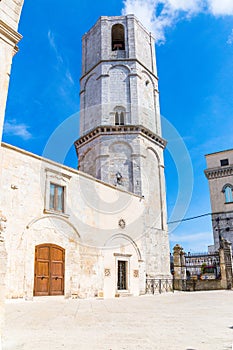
left=146, top=278, right=173, bottom=294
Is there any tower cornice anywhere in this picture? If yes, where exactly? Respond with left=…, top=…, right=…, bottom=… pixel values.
left=75, top=124, right=166, bottom=150
left=204, top=165, right=233, bottom=179
left=0, top=19, right=22, bottom=53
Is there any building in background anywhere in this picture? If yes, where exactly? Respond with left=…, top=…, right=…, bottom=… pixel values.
left=205, top=149, right=233, bottom=253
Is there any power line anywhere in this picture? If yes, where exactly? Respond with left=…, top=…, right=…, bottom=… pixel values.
left=168, top=212, right=212, bottom=224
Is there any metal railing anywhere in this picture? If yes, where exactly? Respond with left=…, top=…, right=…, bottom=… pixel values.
left=146, top=278, right=173, bottom=294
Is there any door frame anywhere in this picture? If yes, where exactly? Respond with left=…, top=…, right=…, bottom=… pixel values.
left=115, top=255, right=130, bottom=292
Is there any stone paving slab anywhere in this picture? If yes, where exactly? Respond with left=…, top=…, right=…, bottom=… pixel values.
left=2, top=291, right=233, bottom=350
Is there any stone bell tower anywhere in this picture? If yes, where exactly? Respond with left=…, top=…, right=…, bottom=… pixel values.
left=75, top=15, right=171, bottom=279
left=75, top=15, right=165, bottom=193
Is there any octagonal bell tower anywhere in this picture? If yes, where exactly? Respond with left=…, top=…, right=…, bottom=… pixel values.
left=75, top=14, right=166, bottom=198
left=75, top=15, right=171, bottom=279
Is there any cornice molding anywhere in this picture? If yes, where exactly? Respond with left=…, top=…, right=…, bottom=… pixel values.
left=75, top=124, right=167, bottom=150
left=0, top=19, right=22, bottom=52
left=45, top=167, right=72, bottom=180
left=80, top=58, right=159, bottom=82
left=204, top=165, right=233, bottom=179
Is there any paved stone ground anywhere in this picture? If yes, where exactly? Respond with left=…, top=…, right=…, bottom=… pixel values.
left=2, top=290, right=233, bottom=350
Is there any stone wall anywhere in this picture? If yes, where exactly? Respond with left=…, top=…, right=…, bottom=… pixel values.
left=80, top=60, right=159, bottom=136
left=0, top=0, right=24, bottom=31
left=185, top=279, right=222, bottom=291
left=173, top=241, right=233, bottom=291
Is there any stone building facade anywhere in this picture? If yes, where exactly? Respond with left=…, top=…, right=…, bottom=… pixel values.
left=0, top=0, right=24, bottom=346
left=1, top=142, right=150, bottom=299
left=0, top=0, right=24, bottom=142
left=205, top=149, right=233, bottom=252
left=0, top=8, right=171, bottom=300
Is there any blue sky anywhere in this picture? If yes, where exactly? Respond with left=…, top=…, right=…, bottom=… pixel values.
left=3, top=0, right=233, bottom=253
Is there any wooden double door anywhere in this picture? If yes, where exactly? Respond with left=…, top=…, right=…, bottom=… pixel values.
left=34, top=244, right=65, bottom=296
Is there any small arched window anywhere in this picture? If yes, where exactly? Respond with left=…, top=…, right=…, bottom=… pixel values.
left=114, top=107, right=125, bottom=126
left=112, top=24, right=125, bottom=51
left=222, top=184, right=233, bottom=203
left=114, top=106, right=126, bottom=125
left=115, top=112, right=125, bottom=125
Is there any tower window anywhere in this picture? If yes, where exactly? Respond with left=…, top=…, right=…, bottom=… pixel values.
left=115, top=112, right=119, bottom=125
left=120, top=112, right=124, bottom=125
left=222, top=184, right=233, bottom=203
left=115, top=111, right=125, bottom=125
left=220, top=159, right=229, bottom=166
left=112, top=24, right=125, bottom=51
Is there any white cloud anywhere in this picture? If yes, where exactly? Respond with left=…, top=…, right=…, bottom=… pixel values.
left=122, top=0, right=233, bottom=43
left=227, top=29, right=233, bottom=44
left=48, top=30, right=63, bottom=64
left=122, top=0, right=157, bottom=34
left=165, top=0, right=202, bottom=13
left=65, top=70, right=74, bottom=85
left=207, top=0, right=233, bottom=16
left=4, top=119, right=32, bottom=140
left=47, top=30, right=75, bottom=88
left=122, top=0, right=203, bottom=42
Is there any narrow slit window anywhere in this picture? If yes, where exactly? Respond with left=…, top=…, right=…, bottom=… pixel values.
left=115, top=112, right=119, bottom=125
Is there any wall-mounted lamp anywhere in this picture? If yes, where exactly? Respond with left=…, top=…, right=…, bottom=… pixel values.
left=116, top=172, right=123, bottom=185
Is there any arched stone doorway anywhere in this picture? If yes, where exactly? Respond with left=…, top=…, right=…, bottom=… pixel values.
left=34, top=244, right=65, bottom=296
